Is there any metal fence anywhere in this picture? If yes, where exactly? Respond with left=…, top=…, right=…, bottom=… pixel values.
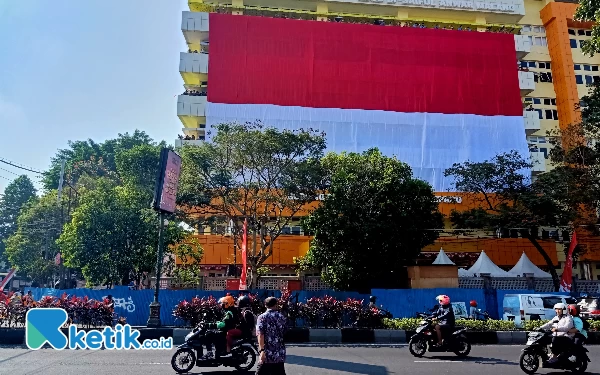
left=151, top=276, right=331, bottom=291
left=459, top=276, right=600, bottom=293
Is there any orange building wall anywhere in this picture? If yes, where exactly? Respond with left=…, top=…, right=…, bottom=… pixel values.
left=422, top=238, right=558, bottom=267
left=540, top=2, right=582, bottom=132
left=176, top=234, right=310, bottom=265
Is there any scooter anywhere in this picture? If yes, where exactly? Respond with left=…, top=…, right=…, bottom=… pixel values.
left=408, top=316, right=471, bottom=358
left=518, top=330, right=590, bottom=374
left=171, top=321, right=257, bottom=373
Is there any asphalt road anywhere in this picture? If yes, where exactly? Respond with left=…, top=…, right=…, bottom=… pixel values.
left=1, top=344, right=600, bottom=375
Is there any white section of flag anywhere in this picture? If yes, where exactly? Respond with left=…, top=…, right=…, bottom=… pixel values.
left=205, top=102, right=529, bottom=192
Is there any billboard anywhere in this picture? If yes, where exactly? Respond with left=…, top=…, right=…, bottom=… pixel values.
left=152, top=149, right=182, bottom=214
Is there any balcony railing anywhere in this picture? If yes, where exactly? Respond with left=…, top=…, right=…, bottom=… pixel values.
left=179, top=52, right=208, bottom=74
left=523, top=110, right=540, bottom=134
left=177, top=95, right=207, bottom=117
left=514, top=35, right=531, bottom=59
left=175, top=139, right=204, bottom=147
left=519, top=71, right=535, bottom=95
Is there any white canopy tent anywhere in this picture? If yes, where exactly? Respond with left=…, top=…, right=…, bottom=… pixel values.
left=432, top=248, right=455, bottom=265
left=465, top=250, right=513, bottom=277
left=458, top=268, right=471, bottom=277
left=509, top=252, right=551, bottom=278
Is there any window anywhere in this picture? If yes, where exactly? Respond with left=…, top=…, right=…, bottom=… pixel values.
left=586, top=75, right=593, bottom=85
left=545, top=109, right=553, bottom=119
left=551, top=99, right=556, bottom=105
left=578, top=29, right=586, bottom=36
left=533, top=98, right=541, bottom=104
left=552, top=110, right=558, bottom=120
left=593, top=66, right=599, bottom=72
left=569, top=29, right=576, bottom=35
left=586, top=30, right=592, bottom=36
left=540, top=72, right=552, bottom=83
left=528, top=61, right=536, bottom=68
left=575, top=64, right=581, bottom=70
left=543, top=297, right=563, bottom=309
left=536, top=109, right=543, bottom=119
left=533, top=26, right=541, bottom=33
left=522, top=25, right=531, bottom=32
left=521, top=61, right=528, bottom=68
left=576, top=75, right=584, bottom=84
left=543, top=98, right=551, bottom=105
left=538, top=62, right=548, bottom=69
left=584, top=65, right=591, bottom=71
left=594, top=76, right=600, bottom=84
left=534, top=37, right=547, bottom=46
left=524, top=97, right=532, bottom=102
left=570, top=39, right=578, bottom=48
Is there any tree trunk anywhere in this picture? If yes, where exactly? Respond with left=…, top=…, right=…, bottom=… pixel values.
left=521, top=230, right=560, bottom=291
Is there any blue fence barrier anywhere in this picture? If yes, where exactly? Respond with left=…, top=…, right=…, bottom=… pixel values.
left=23, top=286, right=577, bottom=326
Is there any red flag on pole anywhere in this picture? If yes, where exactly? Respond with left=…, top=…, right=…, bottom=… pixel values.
left=0, top=268, right=16, bottom=290
left=559, top=231, right=577, bottom=292
left=239, top=218, right=248, bottom=290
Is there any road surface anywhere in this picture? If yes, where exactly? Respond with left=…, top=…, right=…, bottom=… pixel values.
left=1, top=344, right=599, bottom=374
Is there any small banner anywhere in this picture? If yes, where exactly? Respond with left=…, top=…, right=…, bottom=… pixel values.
left=152, top=148, right=182, bottom=214
left=55, top=252, right=61, bottom=266
left=239, top=218, right=248, bottom=290
left=559, top=231, right=577, bottom=292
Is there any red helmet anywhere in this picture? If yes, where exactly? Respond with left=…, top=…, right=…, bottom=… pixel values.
left=470, top=300, right=478, bottom=307
left=437, top=295, right=450, bottom=305
left=568, top=304, right=579, bottom=316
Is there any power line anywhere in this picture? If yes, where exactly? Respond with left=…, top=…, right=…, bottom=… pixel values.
left=0, top=157, right=43, bottom=174
left=0, top=167, right=19, bottom=176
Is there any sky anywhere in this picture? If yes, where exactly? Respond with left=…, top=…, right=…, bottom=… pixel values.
left=0, top=0, right=189, bottom=193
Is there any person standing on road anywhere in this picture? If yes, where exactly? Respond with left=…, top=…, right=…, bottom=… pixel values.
left=256, top=297, right=287, bottom=375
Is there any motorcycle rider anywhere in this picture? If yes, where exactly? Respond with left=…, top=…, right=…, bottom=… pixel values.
left=202, top=294, right=239, bottom=359
left=568, top=304, right=588, bottom=346
left=539, top=303, right=574, bottom=364
left=224, top=295, right=256, bottom=355
left=431, top=295, right=455, bottom=346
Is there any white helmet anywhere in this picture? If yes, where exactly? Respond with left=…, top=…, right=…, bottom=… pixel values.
left=554, top=303, right=566, bottom=311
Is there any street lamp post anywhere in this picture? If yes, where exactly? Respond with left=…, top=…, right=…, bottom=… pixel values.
left=147, top=211, right=165, bottom=327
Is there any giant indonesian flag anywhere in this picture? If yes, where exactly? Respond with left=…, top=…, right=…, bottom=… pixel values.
left=205, top=14, right=529, bottom=192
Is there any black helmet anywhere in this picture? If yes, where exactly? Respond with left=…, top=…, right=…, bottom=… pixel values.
left=238, top=295, right=251, bottom=309
left=369, top=296, right=377, bottom=303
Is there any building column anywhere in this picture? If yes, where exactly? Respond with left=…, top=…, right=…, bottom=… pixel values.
left=232, top=0, right=243, bottom=15
left=540, top=2, right=581, bottom=136
left=317, top=3, right=328, bottom=21
left=475, top=16, right=486, bottom=32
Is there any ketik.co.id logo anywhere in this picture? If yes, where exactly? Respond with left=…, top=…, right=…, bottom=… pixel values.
left=26, top=308, right=172, bottom=350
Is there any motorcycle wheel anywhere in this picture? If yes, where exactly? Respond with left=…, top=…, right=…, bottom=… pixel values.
left=171, top=348, right=196, bottom=374
left=233, top=346, right=257, bottom=371
left=571, top=356, right=588, bottom=374
left=519, top=352, right=540, bottom=375
left=453, top=336, right=471, bottom=358
left=408, top=336, right=427, bottom=358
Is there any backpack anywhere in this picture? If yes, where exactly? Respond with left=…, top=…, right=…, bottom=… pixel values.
left=239, top=309, right=256, bottom=336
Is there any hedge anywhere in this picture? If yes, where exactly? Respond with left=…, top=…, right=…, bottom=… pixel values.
left=383, top=318, right=600, bottom=332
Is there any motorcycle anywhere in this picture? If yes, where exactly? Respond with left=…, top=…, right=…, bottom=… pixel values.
left=519, top=330, right=590, bottom=374
left=408, top=316, right=471, bottom=358
left=171, top=321, right=257, bottom=373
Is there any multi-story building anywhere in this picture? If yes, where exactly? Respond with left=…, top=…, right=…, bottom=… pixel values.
left=176, top=0, right=600, bottom=280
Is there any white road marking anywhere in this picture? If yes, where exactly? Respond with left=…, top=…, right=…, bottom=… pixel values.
left=414, top=360, right=463, bottom=363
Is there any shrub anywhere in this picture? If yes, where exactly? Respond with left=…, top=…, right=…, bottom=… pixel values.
left=590, top=320, right=600, bottom=332
left=173, top=296, right=221, bottom=327
left=522, top=320, right=548, bottom=332
left=0, top=291, right=113, bottom=328
left=383, top=318, right=517, bottom=331
left=382, top=318, right=421, bottom=331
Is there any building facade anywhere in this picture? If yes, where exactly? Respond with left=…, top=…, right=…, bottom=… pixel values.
left=176, top=0, right=600, bottom=280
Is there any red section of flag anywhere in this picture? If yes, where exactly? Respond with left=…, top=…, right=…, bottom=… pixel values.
left=240, top=219, right=248, bottom=290
left=559, top=232, right=577, bottom=292
left=208, top=14, right=522, bottom=117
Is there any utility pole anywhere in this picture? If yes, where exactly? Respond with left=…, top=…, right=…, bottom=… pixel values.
left=57, top=160, right=65, bottom=289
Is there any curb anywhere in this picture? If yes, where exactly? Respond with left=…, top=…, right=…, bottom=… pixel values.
left=0, top=328, right=595, bottom=346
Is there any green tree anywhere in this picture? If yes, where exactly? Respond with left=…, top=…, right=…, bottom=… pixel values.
left=4, top=192, right=60, bottom=285
left=444, top=151, right=584, bottom=291
left=0, top=175, right=37, bottom=264
left=41, top=130, right=159, bottom=191
left=178, top=122, right=326, bottom=288
left=300, top=149, right=443, bottom=291
left=164, top=240, right=204, bottom=288
left=575, top=1, right=600, bottom=56
left=58, top=178, right=186, bottom=287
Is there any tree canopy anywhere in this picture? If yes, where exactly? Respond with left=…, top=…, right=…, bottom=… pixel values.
left=300, top=149, right=443, bottom=291
left=178, top=122, right=327, bottom=287
left=0, top=175, right=37, bottom=264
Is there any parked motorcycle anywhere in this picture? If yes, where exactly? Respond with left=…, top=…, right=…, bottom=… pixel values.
left=171, top=321, right=257, bottom=373
left=519, top=330, right=590, bottom=374
left=408, top=316, right=471, bottom=358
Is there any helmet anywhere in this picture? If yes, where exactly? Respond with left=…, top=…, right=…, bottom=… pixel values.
left=238, top=295, right=251, bottom=309
left=437, top=295, right=450, bottom=305
left=219, top=295, right=235, bottom=309
left=470, top=300, right=478, bottom=307
left=568, top=304, right=580, bottom=316
left=369, top=296, right=377, bottom=303
left=554, top=303, right=566, bottom=312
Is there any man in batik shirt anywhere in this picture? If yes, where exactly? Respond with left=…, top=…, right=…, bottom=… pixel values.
left=256, top=297, right=287, bottom=375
